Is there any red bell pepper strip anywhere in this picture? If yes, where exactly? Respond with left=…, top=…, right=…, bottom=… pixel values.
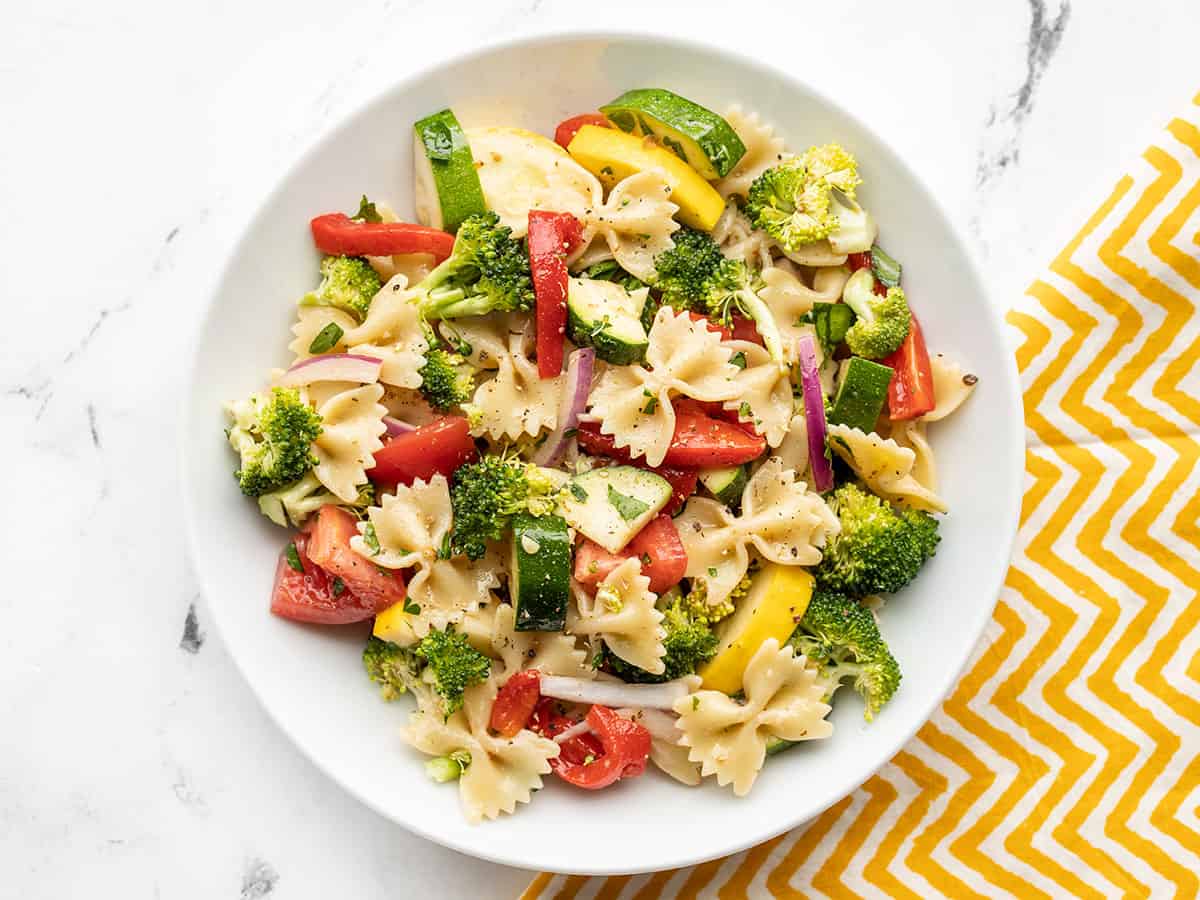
left=367, top=416, right=478, bottom=487
left=662, top=410, right=766, bottom=467
left=528, top=211, right=584, bottom=378
left=548, top=705, right=652, bottom=790
left=310, top=213, right=455, bottom=262
left=882, top=314, right=936, bottom=420
left=554, top=113, right=610, bottom=149
left=489, top=670, right=543, bottom=738
left=574, top=514, right=689, bottom=594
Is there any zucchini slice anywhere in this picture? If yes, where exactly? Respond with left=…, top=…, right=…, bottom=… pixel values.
left=559, top=466, right=673, bottom=553
left=600, top=88, right=746, bottom=180
left=698, top=464, right=748, bottom=507
left=828, top=356, right=893, bottom=434
left=566, top=277, right=650, bottom=365
left=413, top=109, right=486, bottom=233
left=510, top=513, right=571, bottom=631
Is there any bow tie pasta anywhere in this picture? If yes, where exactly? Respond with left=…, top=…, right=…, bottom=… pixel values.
left=401, top=676, right=560, bottom=823
left=484, top=602, right=594, bottom=682
left=568, top=559, right=666, bottom=675
left=722, top=341, right=794, bottom=447
left=827, top=424, right=948, bottom=514
left=716, top=106, right=787, bottom=202
left=673, top=639, right=832, bottom=796
left=305, top=381, right=388, bottom=503
left=571, top=170, right=680, bottom=282
left=467, top=319, right=564, bottom=441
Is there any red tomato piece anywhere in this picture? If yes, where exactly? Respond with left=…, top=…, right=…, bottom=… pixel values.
left=529, top=698, right=603, bottom=766
left=573, top=514, right=688, bottom=594
left=269, top=533, right=375, bottom=625
left=686, top=311, right=733, bottom=341
left=528, top=211, right=582, bottom=378
left=489, top=670, right=542, bottom=738
left=367, top=416, right=478, bottom=486
left=549, top=705, right=652, bottom=790
left=847, top=251, right=873, bottom=271
left=883, top=314, right=936, bottom=420
left=304, top=506, right=406, bottom=611
left=657, top=466, right=699, bottom=516
left=730, top=314, right=764, bottom=345
left=309, top=213, right=455, bottom=261
left=663, top=411, right=766, bottom=467
left=554, top=113, right=610, bottom=149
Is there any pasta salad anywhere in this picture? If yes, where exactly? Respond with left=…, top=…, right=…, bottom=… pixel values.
left=223, top=89, right=978, bottom=823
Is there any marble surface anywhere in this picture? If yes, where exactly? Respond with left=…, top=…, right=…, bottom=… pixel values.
left=3, top=1, right=1196, bottom=896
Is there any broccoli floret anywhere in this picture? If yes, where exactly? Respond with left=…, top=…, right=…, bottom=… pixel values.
left=652, top=228, right=785, bottom=363
left=840, top=268, right=911, bottom=359
left=256, top=471, right=373, bottom=527
left=789, top=587, right=900, bottom=719
left=300, top=255, right=382, bottom=323
left=418, top=346, right=476, bottom=411
left=607, top=597, right=719, bottom=683
left=362, top=636, right=424, bottom=702
left=415, top=212, right=534, bottom=320
left=225, top=387, right=323, bottom=497
left=679, top=570, right=748, bottom=625
left=744, top=144, right=863, bottom=253
left=815, top=483, right=939, bottom=596
left=415, top=628, right=491, bottom=715
left=448, top=456, right=559, bottom=559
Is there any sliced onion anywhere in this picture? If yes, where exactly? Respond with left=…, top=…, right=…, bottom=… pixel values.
left=616, top=707, right=682, bottom=743
left=278, top=353, right=382, bottom=387
left=552, top=719, right=593, bottom=744
left=382, top=416, right=416, bottom=436
left=533, top=347, right=595, bottom=467
left=539, top=674, right=698, bottom=711
left=797, top=334, right=833, bottom=492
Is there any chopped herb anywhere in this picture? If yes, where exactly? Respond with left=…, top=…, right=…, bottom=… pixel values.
left=285, top=542, right=304, bottom=573
left=404, top=598, right=421, bottom=615
left=308, top=322, right=344, bottom=354
left=739, top=401, right=753, bottom=419
left=729, top=351, right=747, bottom=369
left=353, top=195, right=382, bottom=223
left=438, top=532, right=452, bottom=560
left=418, top=119, right=454, bottom=161
left=331, top=576, right=346, bottom=597
left=563, top=427, right=578, bottom=439
left=607, top=485, right=650, bottom=522
left=692, top=696, right=700, bottom=711
left=707, top=566, right=718, bottom=578
left=641, top=393, right=658, bottom=415
left=362, top=522, right=381, bottom=555
left=639, top=552, right=652, bottom=566
left=600, top=165, right=614, bottom=176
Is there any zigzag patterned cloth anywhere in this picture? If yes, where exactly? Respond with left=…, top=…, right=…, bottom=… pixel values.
left=524, top=94, right=1200, bottom=899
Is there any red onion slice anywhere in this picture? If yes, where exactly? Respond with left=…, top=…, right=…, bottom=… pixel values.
left=538, top=674, right=697, bottom=711
left=278, top=353, right=383, bottom=387
left=797, top=334, right=833, bottom=492
left=533, top=347, right=595, bottom=467
left=382, top=416, right=416, bottom=436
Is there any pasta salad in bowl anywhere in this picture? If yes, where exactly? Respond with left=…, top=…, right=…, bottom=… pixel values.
left=185, top=34, right=1022, bottom=873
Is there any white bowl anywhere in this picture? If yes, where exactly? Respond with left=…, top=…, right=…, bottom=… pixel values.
left=182, top=31, right=1024, bottom=875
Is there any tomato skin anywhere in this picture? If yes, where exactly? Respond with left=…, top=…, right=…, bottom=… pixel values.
left=269, top=533, right=376, bottom=624
left=554, top=113, right=610, bottom=149
left=883, top=314, right=936, bottom=420
left=729, top=314, right=764, bottom=345
left=489, top=670, right=542, bottom=738
left=309, top=213, right=455, bottom=261
left=574, top=515, right=688, bottom=594
left=662, top=411, right=766, bottom=467
left=305, top=506, right=406, bottom=611
left=847, top=251, right=872, bottom=271
left=530, top=698, right=603, bottom=765
left=367, top=416, right=478, bottom=486
left=549, top=705, right=652, bottom=790
left=528, top=211, right=583, bottom=378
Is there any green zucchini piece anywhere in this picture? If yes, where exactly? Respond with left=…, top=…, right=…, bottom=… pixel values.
left=558, top=466, right=672, bottom=553
left=566, top=277, right=650, bottom=365
left=600, top=89, right=747, bottom=180
left=413, top=109, right=486, bottom=233
left=510, top=513, right=571, bottom=631
left=699, top=465, right=748, bottom=507
left=828, top=357, right=894, bottom=433
left=809, top=302, right=857, bottom=355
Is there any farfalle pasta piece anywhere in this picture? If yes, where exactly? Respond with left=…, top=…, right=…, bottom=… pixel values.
left=673, top=639, right=832, bottom=796
left=710, top=201, right=773, bottom=270
left=568, top=560, right=666, bottom=674
left=306, top=382, right=387, bottom=502
left=468, top=319, right=564, bottom=440
left=588, top=307, right=742, bottom=466
left=923, top=354, right=978, bottom=423
left=401, top=677, right=560, bottom=823
left=488, top=602, right=594, bottom=681
left=779, top=240, right=847, bottom=268
left=884, top=418, right=938, bottom=492
left=827, top=424, right=948, bottom=513
left=716, top=106, right=787, bottom=201
left=757, top=263, right=851, bottom=363
left=772, top=413, right=810, bottom=478
left=350, top=476, right=499, bottom=635
left=722, top=341, right=794, bottom=448
left=571, top=170, right=680, bottom=282
left=676, top=459, right=840, bottom=608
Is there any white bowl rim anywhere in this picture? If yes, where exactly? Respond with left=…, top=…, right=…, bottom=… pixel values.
left=179, top=26, right=1026, bottom=875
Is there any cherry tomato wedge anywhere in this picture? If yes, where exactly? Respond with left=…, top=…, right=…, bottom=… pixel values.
left=554, top=113, right=610, bottom=149
left=847, top=251, right=873, bottom=271
left=730, top=314, right=764, bottom=345
left=489, top=670, right=542, bottom=738
left=304, top=506, right=406, bottom=611
left=529, top=698, right=603, bottom=765
left=528, top=211, right=583, bottom=378
left=367, top=416, right=478, bottom=486
left=574, top=514, right=688, bottom=594
left=882, top=314, right=936, bottom=420
left=269, top=532, right=375, bottom=625
left=309, top=213, right=455, bottom=261
left=686, top=311, right=733, bottom=341
left=662, top=411, right=766, bottom=467
left=549, top=705, right=652, bottom=790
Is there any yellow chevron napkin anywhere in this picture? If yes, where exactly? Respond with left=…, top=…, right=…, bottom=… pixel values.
left=525, top=94, right=1200, bottom=899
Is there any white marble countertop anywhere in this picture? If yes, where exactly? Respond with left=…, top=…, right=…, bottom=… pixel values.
left=3, top=1, right=1197, bottom=896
